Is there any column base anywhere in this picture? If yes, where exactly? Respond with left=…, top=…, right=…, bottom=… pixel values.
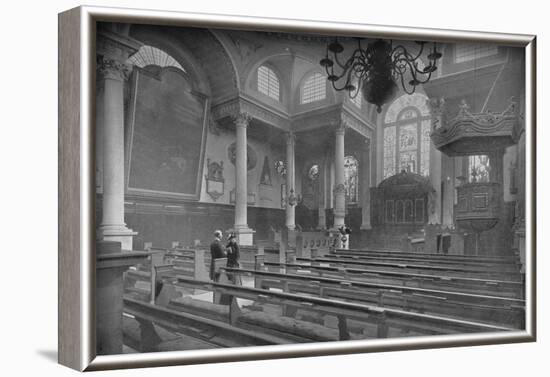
left=97, top=225, right=138, bottom=251
left=360, top=223, right=372, bottom=230
left=233, top=226, right=255, bottom=246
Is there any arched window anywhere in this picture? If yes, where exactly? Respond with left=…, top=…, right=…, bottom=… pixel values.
left=301, top=72, right=326, bottom=104
left=344, top=155, right=359, bottom=204
left=257, top=65, right=280, bottom=100
left=383, top=93, right=431, bottom=179
left=127, top=45, right=186, bottom=72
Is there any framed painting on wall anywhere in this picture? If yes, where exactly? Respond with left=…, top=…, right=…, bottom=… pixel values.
left=59, top=5, right=536, bottom=371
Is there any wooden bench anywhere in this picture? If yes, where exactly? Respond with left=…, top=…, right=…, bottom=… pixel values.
left=123, top=296, right=292, bottom=351
left=173, top=277, right=514, bottom=340
left=337, top=248, right=520, bottom=264
left=260, top=261, right=524, bottom=299
left=330, top=250, right=521, bottom=272
left=166, top=248, right=209, bottom=281
left=295, top=256, right=523, bottom=282
left=222, top=267, right=525, bottom=328
left=124, top=249, right=176, bottom=304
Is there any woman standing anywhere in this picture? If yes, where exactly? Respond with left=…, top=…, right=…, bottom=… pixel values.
left=225, top=233, right=241, bottom=285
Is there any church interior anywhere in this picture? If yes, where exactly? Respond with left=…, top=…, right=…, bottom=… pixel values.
left=93, top=21, right=527, bottom=354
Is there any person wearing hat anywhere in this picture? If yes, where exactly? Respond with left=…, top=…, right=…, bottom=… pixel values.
left=209, top=230, right=226, bottom=281
left=225, top=233, right=241, bottom=284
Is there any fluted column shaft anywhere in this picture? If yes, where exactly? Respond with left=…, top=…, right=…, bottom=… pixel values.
left=317, top=156, right=327, bottom=230
left=428, top=98, right=445, bottom=225
left=360, top=138, right=372, bottom=230
left=234, top=113, right=251, bottom=230
left=285, top=132, right=296, bottom=230
left=333, top=124, right=346, bottom=228
left=96, top=31, right=139, bottom=250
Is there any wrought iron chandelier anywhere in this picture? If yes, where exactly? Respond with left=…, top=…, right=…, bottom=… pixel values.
left=320, top=38, right=442, bottom=113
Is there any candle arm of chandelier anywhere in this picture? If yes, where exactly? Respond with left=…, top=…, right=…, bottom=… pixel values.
left=326, top=53, right=363, bottom=89
left=392, top=43, right=426, bottom=62
left=399, top=74, right=417, bottom=95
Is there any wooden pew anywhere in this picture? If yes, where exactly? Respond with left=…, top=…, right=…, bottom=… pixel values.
left=123, top=296, right=292, bottom=351
left=295, top=256, right=523, bottom=281
left=173, top=277, right=514, bottom=340
left=261, top=262, right=524, bottom=299
left=330, top=250, right=521, bottom=272
left=222, top=267, right=525, bottom=328
left=336, top=248, right=519, bottom=264
left=124, top=249, right=176, bottom=304
left=165, top=248, right=209, bottom=281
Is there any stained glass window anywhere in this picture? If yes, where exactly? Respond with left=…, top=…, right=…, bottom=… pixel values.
left=420, top=120, right=431, bottom=176
left=383, top=126, right=396, bottom=178
left=257, top=66, right=280, bottom=100
left=302, top=72, right=326, bottom=104
left=469, top=155, right=491, bottom=182
left=383, top=93, right=432, bottom=178
left=344, top=156, right=359, bottom=203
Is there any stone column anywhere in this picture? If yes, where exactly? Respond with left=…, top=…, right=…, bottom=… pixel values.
left=285, top=132, right=296, bottom=231
left=96, top=32, right=139, bottom=250
left=333, top=123, right=346, bottom=229
left=233, top=113, right=255, bottom=245
left=428, top=98, right=445, bottom=225
left=360, top=138, right=372, bottom=230
left=317, top=157, right=327, bottom=230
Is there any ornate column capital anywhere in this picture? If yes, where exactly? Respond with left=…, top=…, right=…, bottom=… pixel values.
left=97, top=56, right=132, bottom=82
left=232, top=112, right=252, bottom=129
left=96, top=30, right=140, bottom=82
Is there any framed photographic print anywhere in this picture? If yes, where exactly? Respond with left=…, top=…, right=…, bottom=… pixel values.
left=58, top=5, right=536, bottom=371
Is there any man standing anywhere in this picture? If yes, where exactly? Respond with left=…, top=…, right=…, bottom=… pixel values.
left=209, top=230, right=225, bottom=281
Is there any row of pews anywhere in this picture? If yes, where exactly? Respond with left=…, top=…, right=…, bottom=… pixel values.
left=122, top=244, right=525, bottom=352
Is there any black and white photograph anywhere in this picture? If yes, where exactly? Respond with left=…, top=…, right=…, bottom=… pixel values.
left=90, top=19, right=530, bottom=357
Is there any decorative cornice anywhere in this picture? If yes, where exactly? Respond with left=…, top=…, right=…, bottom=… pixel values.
left=211, top=97, right=241, bottom=121
left=96, top=30, right=141, bottom=63
left=340, top=109, right=373, bottom=138
left=291, top=104, right=373, bottom=138
left=211, top=94, right=377, bottom=137
left=211, top=95, right=291, bottom=130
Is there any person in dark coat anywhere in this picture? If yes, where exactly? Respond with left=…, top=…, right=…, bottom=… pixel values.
left=225, top=233, right=241, bottom=285
left=209, top=230, right=226, bottom=281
